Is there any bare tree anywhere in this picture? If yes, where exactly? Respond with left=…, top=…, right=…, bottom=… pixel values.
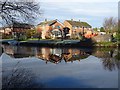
left=103, top=17, right=118, bottom=34
left=0, top=0, right=42, bottom=26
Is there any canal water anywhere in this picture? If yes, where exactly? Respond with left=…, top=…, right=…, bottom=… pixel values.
left=1, top=45, right=119, bottom=88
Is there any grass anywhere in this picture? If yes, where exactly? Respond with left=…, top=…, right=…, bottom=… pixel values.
left=95, top=42, right=117, bottom=47
left=1, top=38, right=14, bottom=40
left=55, top=40, right=79, bottom=44
left=20, top=41, right=27, bottom=42
left=94, top=47, right=115, bottom=52
left=27, top=38, right=39, bottom=40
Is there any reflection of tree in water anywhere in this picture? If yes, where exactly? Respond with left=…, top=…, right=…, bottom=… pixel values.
left=2, top=62, right=44, bottom=89
left=114, top=48, right=120, bottom=69
left=102, top=57, right=120, bottom=71
left=102, top=58, right=116, bottom=71
left=94, top=48, right=120, bottom=71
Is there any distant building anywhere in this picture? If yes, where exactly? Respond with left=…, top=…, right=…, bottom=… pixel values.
left=0, top=27, right=12, bottom=34
left=37, top=19, right=65, bottom=39
left=92, top=34, right=112, bottom=42
left=11, top=22, right=34, bottom=40
left=99, top=32, right=106, bottom=35
left=12, top=22, right=34, bottom=32
left=63, top=19, right=92, bottom=38
left=0, top=22, right=34, bottom=39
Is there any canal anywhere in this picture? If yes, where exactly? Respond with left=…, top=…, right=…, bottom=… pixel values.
left=1, top=45, right=119, bottom=88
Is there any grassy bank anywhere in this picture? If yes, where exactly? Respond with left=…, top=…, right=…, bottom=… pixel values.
left=1, top=39, right=119, bottom=47
left=94, top=42, right=118, bottom=47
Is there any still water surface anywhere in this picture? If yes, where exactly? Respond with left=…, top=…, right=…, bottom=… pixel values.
left=1, top=45, right=119, bottom=88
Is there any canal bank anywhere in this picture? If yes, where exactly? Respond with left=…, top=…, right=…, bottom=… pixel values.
left=0, top=39, right=119, bottom=48
left=1, top=39, right=94, bottom=47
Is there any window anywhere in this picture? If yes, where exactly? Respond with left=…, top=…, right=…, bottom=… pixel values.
left=57, top=26, right=61, bottom=29
left=52, top=30, right=61, bottom=36
left=76, top=26, right=79, bottom=28
left=75, top=26, right=77, bottom=29
left=52, top=25, right=55, bottom=28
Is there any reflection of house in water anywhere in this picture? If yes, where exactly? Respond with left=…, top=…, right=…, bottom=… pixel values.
left=62, top=48, right=89, bottom=63
left=51, top=48, right=62, bottom=57
left=92, top=48, right=117, bottom=59
left=36, top=47, right=90, bottom=64
left=3, top=45, right=36, bottom=58
left=2, top=45, right=91, bottom=64
left=36, top=47, right=51, bottom=61
left=36, top=48, right=62, bottom=64
left=49, top=54, right=62, bottom=64
left=2, top=45, right=14, bottom=55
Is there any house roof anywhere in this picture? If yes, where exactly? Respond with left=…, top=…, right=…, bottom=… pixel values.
left=1, top=22, right=34, bottom=29
left=64, top=54, right=89, bottom=62
left=66, top=20, right=92, bottom=28
left=38, top=19, right=65, bottom=27
left=12, top=22, right=34, bottom=28
left=0, top=27, right=4, bottom=30
left=38, top=20, right=57, bottom=26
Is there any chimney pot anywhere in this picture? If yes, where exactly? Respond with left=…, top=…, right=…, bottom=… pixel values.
left=45, top=19, right=47, bottom=22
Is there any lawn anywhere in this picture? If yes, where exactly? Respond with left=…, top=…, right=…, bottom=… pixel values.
left=95, top=42, right=117, bottom=47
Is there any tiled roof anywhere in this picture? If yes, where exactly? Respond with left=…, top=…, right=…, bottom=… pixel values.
left=38, top=20, right=57, bottom=26
left=0, top=22, right=34, bottom=29
left=65, top=54, right=89, bottom=61
left=66, top=20, right=92, bottom=28
left=13, top=22, right=34, bottom=28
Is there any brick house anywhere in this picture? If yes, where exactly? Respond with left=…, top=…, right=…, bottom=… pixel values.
left=64, top=19, right=93, bottom=39
left=0, top=23, right=34, bottom=39
left=0, top=22, right=33, bottom=34
left=11, top=22, right=34, bottom=40
left=12, top=22, right=34, bottom=33
left=0, top=27, right=12, bottom=34
left=37, top=19, right=65, bottom=39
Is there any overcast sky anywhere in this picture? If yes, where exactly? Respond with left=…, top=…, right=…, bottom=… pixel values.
left=37, top=0, right=119, bottom=28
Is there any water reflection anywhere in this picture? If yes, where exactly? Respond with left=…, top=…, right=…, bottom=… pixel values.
left=2, top=61, right=44, bottom=89
left=36, top=47, right=91, bottom=64
left=93, top=47, right=120, bottom=71
left=2, top=45, right=35, bottom=58
left=2, top=45, right=91, bottom=64
left=1, top=45, right=120, bottom=71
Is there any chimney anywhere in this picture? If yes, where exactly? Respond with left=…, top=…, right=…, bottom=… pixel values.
left=71, top=19, right=73, bottom=21
left=45, top=19, right=47, bottom=22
